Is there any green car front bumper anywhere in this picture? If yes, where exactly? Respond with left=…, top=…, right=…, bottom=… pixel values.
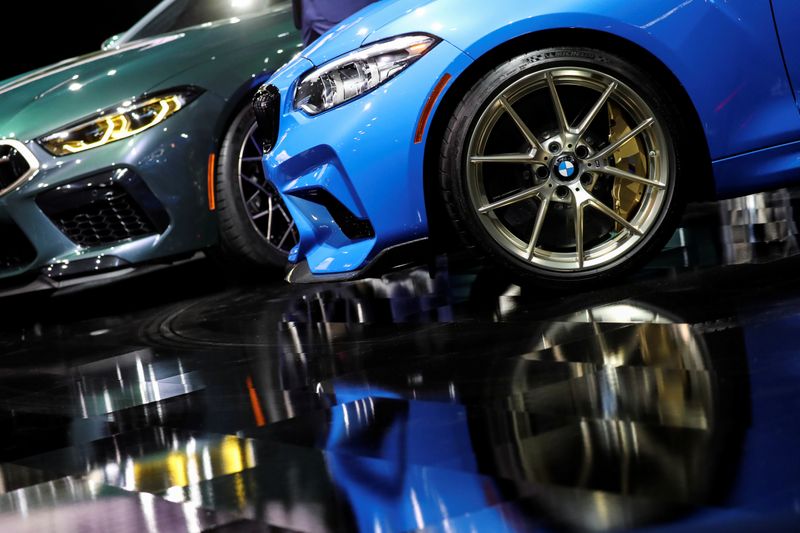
left=0, top=91, right=224, bottom=295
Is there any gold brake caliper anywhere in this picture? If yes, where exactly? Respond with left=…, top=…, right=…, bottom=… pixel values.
left=609, top=102, right=647, bottom=228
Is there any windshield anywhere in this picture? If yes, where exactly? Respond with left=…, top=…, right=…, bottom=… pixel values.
left=122, top=0, right=289, bottom=43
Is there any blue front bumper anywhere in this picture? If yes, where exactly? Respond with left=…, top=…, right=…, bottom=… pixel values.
left=263, top=40, right=472, bottom=279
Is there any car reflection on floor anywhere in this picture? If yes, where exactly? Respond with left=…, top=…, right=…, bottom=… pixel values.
left=0, top=191, right=799, bottom=531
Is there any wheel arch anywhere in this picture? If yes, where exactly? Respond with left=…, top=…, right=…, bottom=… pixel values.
left=211, top=70, right=298, bottom=268
left=211, top=73, right=274, bottom=152
left=423, top=28, right=714, bottom=249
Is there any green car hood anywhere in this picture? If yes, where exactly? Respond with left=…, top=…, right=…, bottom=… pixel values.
left=0, top=7, right=294, bottom=141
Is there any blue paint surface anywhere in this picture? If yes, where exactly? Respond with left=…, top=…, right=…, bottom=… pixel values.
left=264, top=0, right=800, bottom=276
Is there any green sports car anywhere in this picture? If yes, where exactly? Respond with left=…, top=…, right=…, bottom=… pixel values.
left=0, top=0, right=299, bottom=295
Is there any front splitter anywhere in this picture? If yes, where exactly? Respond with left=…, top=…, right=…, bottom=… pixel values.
left=286, top=238, right=431, bottom=284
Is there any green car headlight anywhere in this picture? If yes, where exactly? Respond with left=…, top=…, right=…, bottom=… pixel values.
left=39, top=87, right=202, bottom=156
left=294, top=34, right=440, bottom=115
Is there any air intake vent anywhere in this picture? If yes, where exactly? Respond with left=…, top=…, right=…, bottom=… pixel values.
left=37, top=168, right=169, bottom=248
left=0, top=223, right=36, bottom=271
left=0, top=141, right=38, bottom=196
left=292, top=188, right=375, bottom=241
left=51, top=186, right=157, bottom=247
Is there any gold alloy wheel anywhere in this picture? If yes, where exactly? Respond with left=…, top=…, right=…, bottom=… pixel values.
left=466, top=67, right=671, bottom=272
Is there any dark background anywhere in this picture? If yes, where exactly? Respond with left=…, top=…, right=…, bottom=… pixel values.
left=1, top=1, right=160, bottom=81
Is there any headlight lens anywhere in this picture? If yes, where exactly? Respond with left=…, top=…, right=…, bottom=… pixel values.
left=294, top=34, right=439, bottom=115
left=39, top=87, right=202, bottom=156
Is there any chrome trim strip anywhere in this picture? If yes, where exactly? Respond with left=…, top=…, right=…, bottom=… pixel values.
left=0, top=139, right=40, bottom=197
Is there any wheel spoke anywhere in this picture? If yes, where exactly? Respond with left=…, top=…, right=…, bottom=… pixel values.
left=497, top=95, right=546, bottom=155
left=591, top=117, right=655, bottom=161
left=277, top=204, right=292, bottom=224
left=241, top=156, right=263, bottom=162
left=576, top=82, right=617, bottom=141
left=249, top=135, right=262, bottom=153
left=241, top=174, right=273, bottom=196
left=573, top=196, right=585, bottom=269
left=470, top=154, right=538, bottom=164
left=266, top=194, right=274, bottom=239
left=587, top=198, right=643, bottom=236
left=479, top=184, right=545, bottom=214
left=245, top=190, right=260, bottom=207
left=546, top=72, right=570, bottom=137
left=277, top=221, right=296, bottom=248
left=526, top=196, right=551, bottom=260
left=599, top=165, right=666, bottom=189
left=252, top=203, right=278, bottom=221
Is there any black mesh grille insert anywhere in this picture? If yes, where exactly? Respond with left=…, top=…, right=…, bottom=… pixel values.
left=0, top=144, right=31, bottom=192
left=0, top=223, right=36, bottom=271
left=48, top=185, right=157, bottom=247
left=37, top=169, right=168, bottom=249
left=252, top=84, right=280, bottom=153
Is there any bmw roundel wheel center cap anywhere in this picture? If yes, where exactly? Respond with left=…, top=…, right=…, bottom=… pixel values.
left=554, top=155, right=580, bottom=183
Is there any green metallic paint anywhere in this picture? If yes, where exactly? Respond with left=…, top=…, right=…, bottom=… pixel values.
left=0, top=4, right=300, bottom=285
left=1, top=9, right=297, bottom=141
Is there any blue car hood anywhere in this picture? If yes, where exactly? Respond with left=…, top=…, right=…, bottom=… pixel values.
left=302, top=0, right=436, bottom=65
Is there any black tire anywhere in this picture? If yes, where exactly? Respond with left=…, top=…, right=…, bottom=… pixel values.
left=215, top=104, right=296, bottom=269
left=440, top=47, right=686, bottom=288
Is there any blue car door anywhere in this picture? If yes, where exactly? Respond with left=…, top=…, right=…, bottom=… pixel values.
left=773, top=1, right=800, bottom=109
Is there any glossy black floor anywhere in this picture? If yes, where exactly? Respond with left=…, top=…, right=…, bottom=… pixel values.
left=2, top=192, right=800, bottom=532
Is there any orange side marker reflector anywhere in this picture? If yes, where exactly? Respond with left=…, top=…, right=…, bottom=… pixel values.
left=415, top=74, right=452, bottom=144
left=246, top=376, right=267, bottom=427
left=207, top=153, right=216, bottom=211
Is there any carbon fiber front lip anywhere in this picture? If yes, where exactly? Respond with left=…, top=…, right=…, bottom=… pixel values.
left=285, top=238, right=431, bottom=284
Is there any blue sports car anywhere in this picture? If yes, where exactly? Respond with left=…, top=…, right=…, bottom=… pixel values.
left=257, top=0, right=800, bottom=286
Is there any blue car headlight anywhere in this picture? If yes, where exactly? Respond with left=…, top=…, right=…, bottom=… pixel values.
left=294, top=34, right=440, bottom=115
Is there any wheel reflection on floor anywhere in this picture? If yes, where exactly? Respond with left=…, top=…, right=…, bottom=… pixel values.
left=4, top=189, right=800, bottom=532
